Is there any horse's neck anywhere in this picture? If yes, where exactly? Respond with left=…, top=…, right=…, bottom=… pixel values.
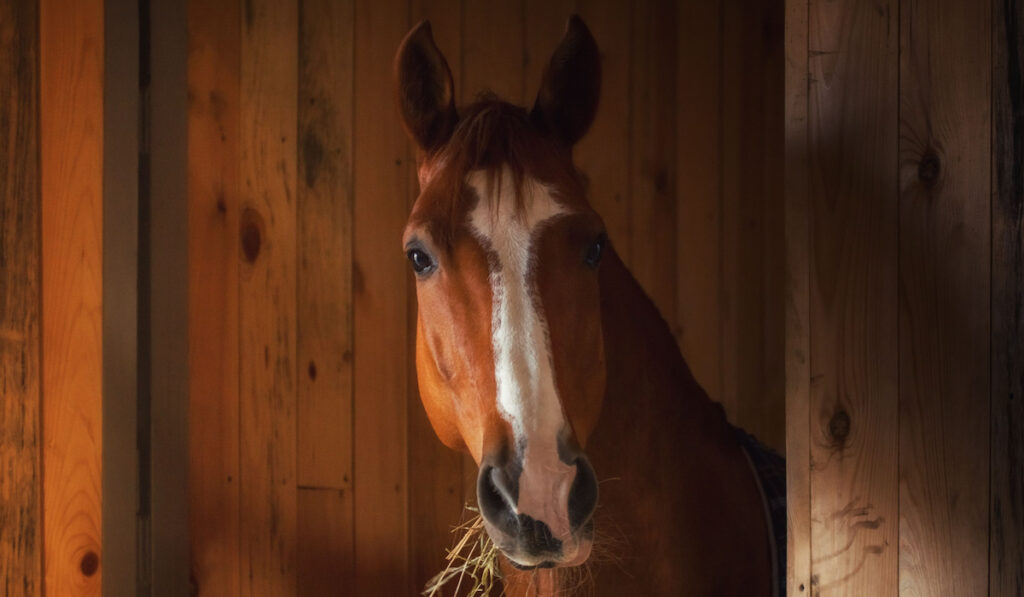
left=597, top=249, right=726, bottom=435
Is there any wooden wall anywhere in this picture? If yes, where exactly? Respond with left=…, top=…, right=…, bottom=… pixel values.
left=785, top=0, right=1023, bottom=595
left=186, top=0, right=783, bottom=594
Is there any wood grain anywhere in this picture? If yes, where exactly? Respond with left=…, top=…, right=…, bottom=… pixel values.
left=0, top=1, right=41, bottom=593
left=298, top=0, right=354, bottom=493
left=296, top=0, right=356, bottom=593
left=406, top=1, right=469, bottom=592
left=297, top=488, right=355, bottom=596
left=353, top=0, right=410, bottom=592
left=897, top=0, right=991, bottom=594
left=675, top=0, right=722, bottom=406
left=783, top=0, right=810, bottom=592
left=40, top=0, right=105, bottom=594
left=991, top=0, right=1024, bottom=594
left=807, top=0, right=899, bottom=594
left=187, top=0, right=241, bottom=594
left=628, top=0, right=676, bottom=330
left=463, top=0, right=526, bottom=105
left=575, top=0, right=631, bottom=264
left=238, top=0, right=298, bottom=593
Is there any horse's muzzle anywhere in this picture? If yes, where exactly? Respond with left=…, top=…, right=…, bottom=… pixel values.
left=476, top=452, right=598, bottom=567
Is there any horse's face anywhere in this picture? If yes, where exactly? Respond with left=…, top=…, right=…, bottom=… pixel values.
left=396, top=17, right=605, bottom=569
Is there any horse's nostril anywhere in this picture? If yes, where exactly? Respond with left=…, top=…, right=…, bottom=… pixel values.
left=477, top=465, right=517, bottom=532
left=568, top=457, right=598, bottom=531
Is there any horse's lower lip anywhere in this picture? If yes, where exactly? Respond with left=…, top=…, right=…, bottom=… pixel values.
left=508, top=559, right=557, bottom=570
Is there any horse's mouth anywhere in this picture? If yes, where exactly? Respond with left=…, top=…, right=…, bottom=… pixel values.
left=508, top=559, right=558, bottom=570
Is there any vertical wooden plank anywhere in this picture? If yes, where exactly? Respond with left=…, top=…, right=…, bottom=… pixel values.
left=720, top=0, right=785, bottom=448
left=297, top=488, right=353, bottom=595
left=297, top=0, right=356, bottom=593
left=628, top=0, right=676, bottom=326
left=187, top=0, right=241, bottom=594
left=40, top=0, right=105, bottom=594
left=897, top=0, right=991, bottom=594
left=783, top=0, right=810, bottom=593
left=463, top=0, right=526, bottom=105
left=298, top=0, right=355, bottom=493
left=0, top=1, right=41, bottom=593
left=238, top=0, right=298, bottom=593
left=807, top=0, right=898, bottom=594
left=575, top=0, right=631, bottom=264
left=458, top=0, right=527, bottom=511
left=991, top=0, right=1024, bottom=594
left=353, top=0, right=410, bottom=592
left=405, top=1, right=468, bottom=592
left=759, top=0, right=787, bottom=455
left=675, top=0, right=723, bottom=413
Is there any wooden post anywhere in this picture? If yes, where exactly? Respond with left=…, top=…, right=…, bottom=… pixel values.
left=0, top=1, right=42, bottom=594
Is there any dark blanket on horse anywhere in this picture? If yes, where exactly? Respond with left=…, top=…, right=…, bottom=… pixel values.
left=734, top=427, right=787, bottom=597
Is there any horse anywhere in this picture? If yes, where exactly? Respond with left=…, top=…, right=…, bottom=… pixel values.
left=394, top=15, right=783, bottom=596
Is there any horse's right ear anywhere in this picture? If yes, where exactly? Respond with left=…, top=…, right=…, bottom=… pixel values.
left=394, top=21, right=457, bottom=154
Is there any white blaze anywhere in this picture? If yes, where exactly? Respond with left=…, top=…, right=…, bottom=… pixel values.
left=468, top=168, right=578, bottom=547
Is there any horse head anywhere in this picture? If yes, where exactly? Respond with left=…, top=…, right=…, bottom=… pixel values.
left=395, top=16, right=606, bottom=570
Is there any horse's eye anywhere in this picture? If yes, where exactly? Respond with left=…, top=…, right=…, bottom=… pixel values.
left=584, top=233, right=607, bottom=268
left=407, top=247, right=436, bottom=275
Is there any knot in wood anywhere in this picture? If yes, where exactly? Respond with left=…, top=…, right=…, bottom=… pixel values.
left=918, top=151, right=941, bottom=187
left=240, top=207, right=263, bottom=263
left=80, top=551, right=99, bottom=577
left=828, top=409, right=851, bottom=446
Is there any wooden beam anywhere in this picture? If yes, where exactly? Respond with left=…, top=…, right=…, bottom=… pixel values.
left=783, top=0, right=809, bottom=592
left=40, top=0, right=105, bottom=593
left=186, top=0, right=241, bottom=594
left=991, top=0, right=1024, bottom=594
left=0, top=1, right=42, bottom=593
left=807, top=0, right=899, bottom=593
left=238, top=0, right=299, bottom=593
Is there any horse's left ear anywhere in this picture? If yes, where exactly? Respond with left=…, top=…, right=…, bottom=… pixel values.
left=530, top=15, right=601, bottom=148
left=395, top=20, right=458, bottom=154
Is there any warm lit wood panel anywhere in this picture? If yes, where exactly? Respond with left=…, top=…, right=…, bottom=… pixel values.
left=353, top=0, right=410, bottom=592
left=297, top=0, right=354, bottom=493
left=406, top=1, right=469, bottom=592
left=807, top=0, right=899, bottom=594
left=783, top=0, right=810, bottom=593
left=675, top=0, right=722, bottom=407
left=40, top=0, right=104, bottom=593
left=296, top=0, right=356, bottom=591
left=628, top=0, right=676, bottom=329
left=187, top=0, right=241, bottom=594
left=991, top=1, right=1024, bottom=594
left=238, top=0, right=299, bottom=593
left=0, top=1, right=41, bottom=594
left=897, top=0, right=991, bottom=594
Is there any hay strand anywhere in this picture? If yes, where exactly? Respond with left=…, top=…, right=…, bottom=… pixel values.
left=423, top=506, right=503, bottom=596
